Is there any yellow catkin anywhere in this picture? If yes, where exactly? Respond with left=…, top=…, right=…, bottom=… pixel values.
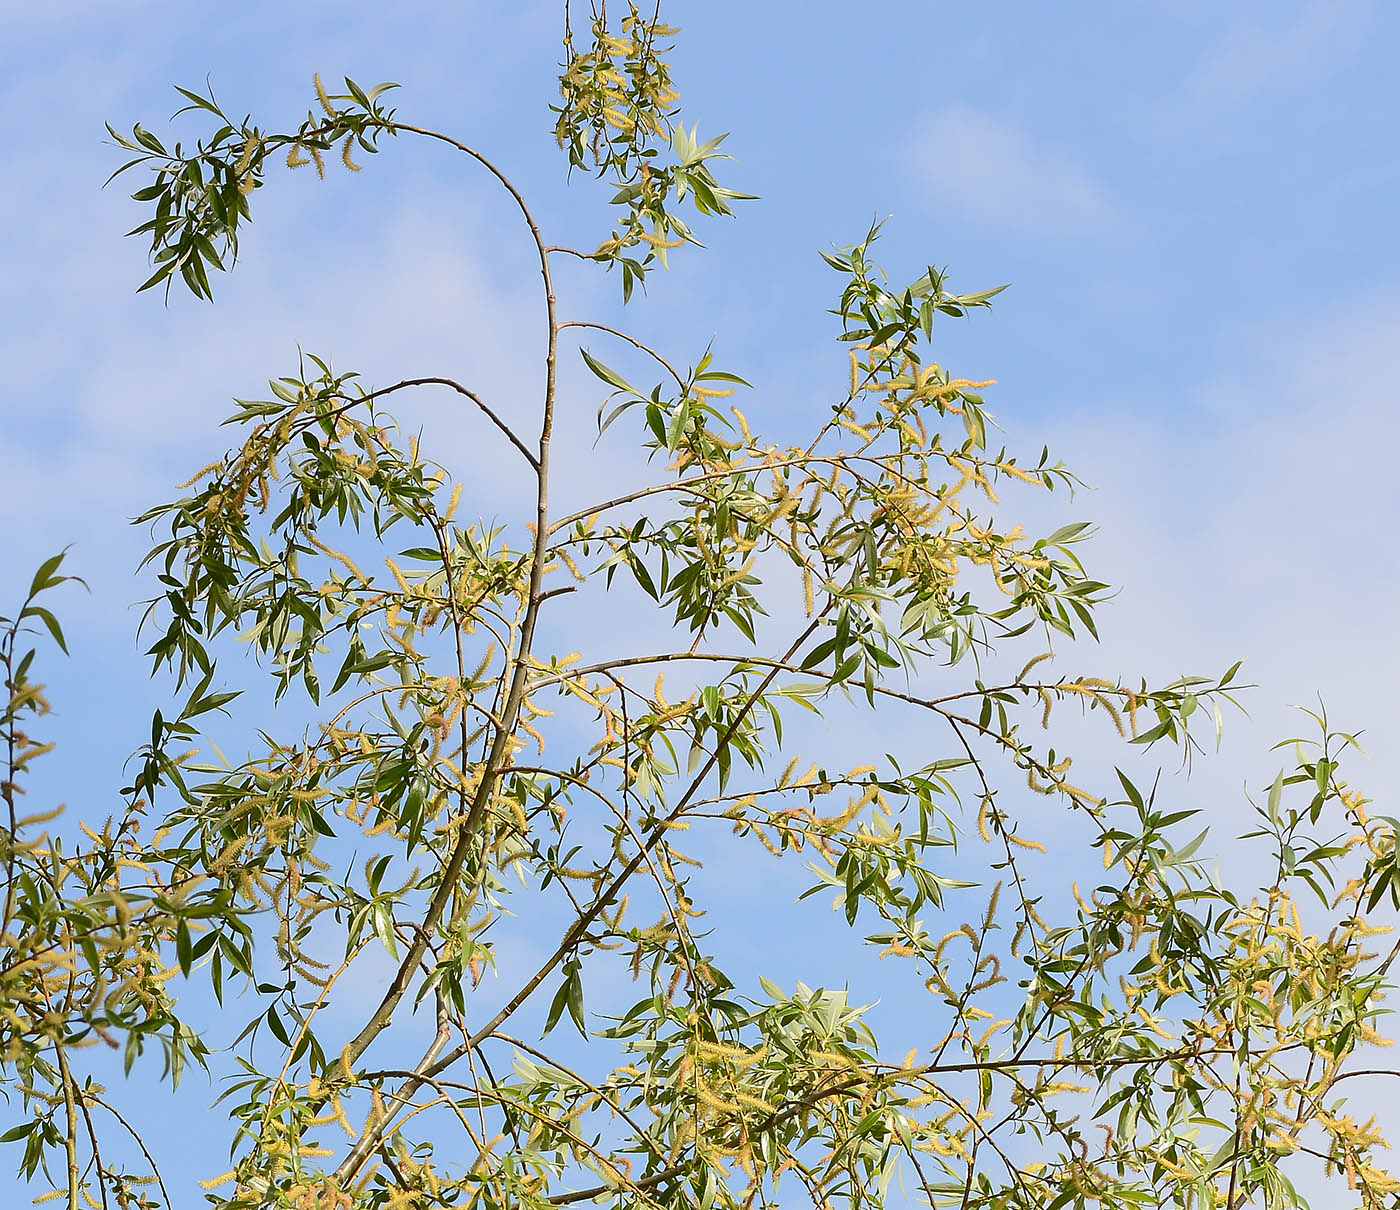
left=467, top=643, right=497, bottom=687
left=314, top=73, right=337, bottom=118
left=304, top=530, right=368, bottom=582
left=976, top=799, right=994, bottom=842
left=984, top=881, right=1002, bottom=927
left=1016, top=651, right=1054, bottom=682
left=234, top=136, right=261, bottom=180
left=176, top=460, right=226, bottom=489
left=1061, top=783, right=1103, bottom=808
left=836, top=416, right=873, bottom=441
left=931, top=929, right=971, bottom=962
left=556, top=549, right=587, bottom=581
left=341, top=133, right=361, bottom=171
left=720, top=556, right=755, bottom=589
left=384, top=557, right=411, bottom=593
left=975, top=1019, right=1011, bottom=1048
left=732, top=407, right=753, bottom=444
left=1136, top=1005, right=1175, bottom=1040
left=998, top=462, right=1043, bottom=485
left=520, top=718, right=546, bottom=754
left=731, top=1089, right=777, bottom=1113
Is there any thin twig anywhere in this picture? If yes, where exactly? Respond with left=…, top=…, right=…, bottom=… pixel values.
left=302, top=376, right=538, bottom=469
left=86, top=1095, right=172, bottom=1210
left=546, top=1165, right=686, bottom=1205
left=559, top=319, right=687, bottom=391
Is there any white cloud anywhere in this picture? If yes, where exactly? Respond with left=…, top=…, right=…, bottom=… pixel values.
left=1042, top=294, right=1400, bottom=801
left=1182, top=0, right=1367, bottom=110
left=911, top=106, right=1117, bottom=237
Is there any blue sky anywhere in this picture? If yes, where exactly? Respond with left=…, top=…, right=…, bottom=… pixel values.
left=3, top=0, right=1399, bottom=1201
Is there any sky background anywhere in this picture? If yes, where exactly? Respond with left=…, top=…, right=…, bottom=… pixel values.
left=3, top=0, right=1399, bottom=1203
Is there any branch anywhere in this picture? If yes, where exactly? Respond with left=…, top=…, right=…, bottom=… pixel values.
left=545, top=448, right=971, bottom=536
left=546, top=1166, right=686, bottom=1205
left=331, top=118, right=562, bottom=1184
left=544, top=245, right=602, bottom=261
left=463, top=610, right=828, bottom=1047
left=559, top=319, right=687, bottom=391
left=315, top=376, right=538, bottom=470
left=1329, top=1067, right=1400, bottom=1084
left=57, top=1045, right=80, bottom=1210
left=86, top=1094, right=172, bottom=1210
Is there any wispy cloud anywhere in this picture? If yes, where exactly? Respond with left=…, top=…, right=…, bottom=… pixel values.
left=1044, top=293, right=1400, bottom=775
left=911, top=106, right=1117, bottom=237
left=1182, top=0, right=1367, bottom=109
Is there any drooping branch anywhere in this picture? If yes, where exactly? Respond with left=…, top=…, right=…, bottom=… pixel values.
left=558, top=319, right=688, bottom=391
left=334, top=121, right=562, bottom=1075
left=311, top=376, right=539, bottom=470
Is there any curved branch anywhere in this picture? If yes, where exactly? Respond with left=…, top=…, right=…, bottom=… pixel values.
left=544, top=245, right=602, bottom=261
left=331, top=118, right=563, bottom=1181
left=547, top=1166, right=686, bottom=1205
left=531, top=651, right=1121, bottom=761
left=492, top=1031, right=672, bottom=1170
left=86, top=1095, right=172, bottom=1210
left=546, top=449, right=971, bottom=536
left=1330, top=1067, right=1400, bottom=1084
left=559, top=320, right=687, bottom=391
left=310, top=377, right=538, bottom=470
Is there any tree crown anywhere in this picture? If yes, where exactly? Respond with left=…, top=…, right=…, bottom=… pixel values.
left=5, top=8, right=1398, bottom=1210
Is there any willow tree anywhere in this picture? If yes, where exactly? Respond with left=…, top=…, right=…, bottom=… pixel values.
left=5, top=6, right=1399, bottom=1210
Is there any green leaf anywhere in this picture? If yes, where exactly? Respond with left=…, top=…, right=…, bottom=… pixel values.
left=543, top=966, right=582, bottom=1038
left=580, top=348, right=637, bottom=394
left=1042, top=521, right=1092, bottom=547
left=371, top=904, right=398, bottom=959
left=27, top=551, right=68, bottom=597
left=20, top=604, right=68, bottom=653
left=1168, top=828, right=1210, bottom=866
left=1266, top=771, right=1284, bottom=825
left=136, top=260, right=177, bottom=294
left=177, top=918, right=193, bottom=976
